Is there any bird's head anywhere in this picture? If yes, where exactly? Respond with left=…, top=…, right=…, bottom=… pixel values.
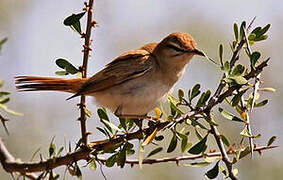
left=153, top=32, right=205, bottom=66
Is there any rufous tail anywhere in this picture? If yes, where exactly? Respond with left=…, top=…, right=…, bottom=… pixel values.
left=15, top=76, right=89, bottom=94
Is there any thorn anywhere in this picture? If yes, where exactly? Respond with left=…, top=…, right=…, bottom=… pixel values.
left=209, top=148, right=217, bottom=153
left=176, top=160, right=180, bottom=166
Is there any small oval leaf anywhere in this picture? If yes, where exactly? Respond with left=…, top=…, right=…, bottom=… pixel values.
left=167, top=133, right=178, bottom=153
left=205, top=161, right=220, bottom=179
left=55, top=58, right=79, bottom=74
left=188, top=134, right=208, bottom=155
left=147, top=147, right=163, bottom=158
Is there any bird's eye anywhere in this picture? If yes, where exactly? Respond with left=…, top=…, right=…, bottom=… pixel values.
left=166, top=44, right=185, bottom=52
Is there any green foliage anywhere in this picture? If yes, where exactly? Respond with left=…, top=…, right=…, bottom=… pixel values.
left=205, top=161, right=220, bottom=179
left=219, top=108, right=244, bottom=122
left=55, top=58, right=79, bottom=75
left=147, top=147, right=163, bottom=158
left=63, top=12, right=86, bottom=34
left=267, top=136, right=276, bottom=146
left=0, top=37, right=8, bottom=52
left=188, top=134, right=208, bottom=155
left=167, top=133, right=178, bottom=153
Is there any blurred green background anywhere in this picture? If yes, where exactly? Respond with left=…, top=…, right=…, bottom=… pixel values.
left=0, top=0, right=282, bottom=179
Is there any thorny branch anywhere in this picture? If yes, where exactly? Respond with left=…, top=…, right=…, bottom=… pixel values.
left=79, top=0, right=95, bottom=146
left=0, top=138, right=277, bottom=174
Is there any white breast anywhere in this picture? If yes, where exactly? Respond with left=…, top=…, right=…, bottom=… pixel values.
left=92, top=76, right=171, bottom=115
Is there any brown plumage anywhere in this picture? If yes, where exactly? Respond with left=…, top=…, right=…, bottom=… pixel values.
left=15, top=76, right=88, bottom=93
left=15, top=32, right=204, bottom=115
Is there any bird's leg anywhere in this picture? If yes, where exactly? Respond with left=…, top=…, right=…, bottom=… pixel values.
left=114, top=105, right=146, bottom=132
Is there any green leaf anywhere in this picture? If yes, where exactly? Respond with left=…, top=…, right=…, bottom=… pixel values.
left=220, top=134, right=230, bottom=147
left=240, top=127, right=252, bottom=137
left=63, top=12, right=85, bottom=26
left=49, top=137, right=56, bottom=158
left=124, top=142, right=134, bottom=151
left=106, top=154, right=117, bottom=167
left=98, top=108, right=113, bottom=133
left=250, top=51, right=261, bottom=68
left=97, top=108, right=109, bottom=121
left=196, top=90, right=211, bottom=107
left=0, top=104, right=23, bottom=116
left=239, top=21, right=246, bottom=40
left=222, top=61, right=230, bottom=73
left=84, top=107, right=92, bottom=117
left=96, top=127, right=108, bottom=137
left=267, top=136, right=276, bottom=146
left=55, top=70, right=68, bottom=76
left=219, top=108, right=244, bottom=122
left=203, top=115, right=218, bottom=126
left=259, top=87, right=276, bottom=92
left=254, top=34, right=268, bottom=41
left=231, top=89, right=248, bottom=107
left=119, top=118, right=127, bottom=131
left=118, top=145, right=127, bottom=168
left=189, top=84, right=201, bottom=101
left=170, top=102, right=184, bottom=115
left=188, top=134, right=208, bottom=155
left=167, top=133, right=178, bottom=153
left=257, top=24, right=271, bottom=38
left=179, top=133, right=191, bottom=153
left=154, top=135, right=164, bottom=141
left=205, top=161, right=220, bottom=179
left=0, top=80, right=4, bottom=88
left=75, top=164, right=82, bottom=179
left=168, top=94, right=183, bottom=115
left=233, top=23, right=238, bottom=41
left=226, top=76, right=248, bottom=85
left=248, top=33, right=256, bottom=41
left=0, top=97, right=10, bottom=104
left=0, top=37, right=8, bottom=52
left=195, top=128, right=203, bottom=140
left=57, top=146, right=64, bottom=156
left=147, top=147, right=163, bottom=158
left=219, top=44, right=223, bottom=66
left=254, top=99, right=268, bottom=107
left=231, top=64, right=245, bottom=76
left=55, top=58, right=79, bottom=74
left=71, top=21, right=82, bottom=34
left=184, top=161, right=210, bottom=168
left=251, top=27, right=261, bottom=35
left=89, top=159, right=97, bottom=171
left=178, top=89, right=184, bottom=101
left=102, top=119, right=122, bottom=132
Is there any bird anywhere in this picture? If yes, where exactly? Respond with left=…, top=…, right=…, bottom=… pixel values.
left=15, top=32, right=205, bottom=118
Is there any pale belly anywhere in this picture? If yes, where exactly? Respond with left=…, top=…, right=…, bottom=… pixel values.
left=91, top=77, right=171, bottom=115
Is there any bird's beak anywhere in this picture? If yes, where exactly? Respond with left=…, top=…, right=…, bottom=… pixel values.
left=192, top=49, right=205, bottom=57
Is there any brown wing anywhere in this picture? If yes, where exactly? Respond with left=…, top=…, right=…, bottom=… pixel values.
left=76, top=49, right=154, bottom=95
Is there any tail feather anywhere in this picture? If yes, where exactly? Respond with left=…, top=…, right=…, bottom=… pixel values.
left=15, top=76, right=88, bottom=94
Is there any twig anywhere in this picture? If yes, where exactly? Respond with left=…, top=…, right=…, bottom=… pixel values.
left=210, top=124, right=237, bottom=180
left=79, top=0, right=95, bottom=146
left=0, top=138, right=38, bottom=179
left=96, top=145, right=276, bottom=165
left=0, top=114, right=9, bottom=135
left=243, top=27, right=256, bottom=157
